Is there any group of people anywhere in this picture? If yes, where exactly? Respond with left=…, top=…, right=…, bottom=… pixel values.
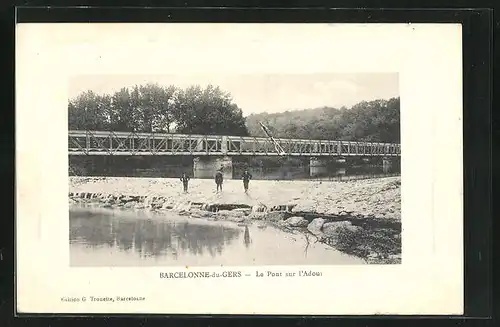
left=180, top=167, right=253, bottom=193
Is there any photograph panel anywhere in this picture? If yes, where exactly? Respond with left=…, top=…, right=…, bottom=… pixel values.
left=68, top=73, right=401, bottom=267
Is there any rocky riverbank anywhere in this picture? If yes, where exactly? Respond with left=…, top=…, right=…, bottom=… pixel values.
left=69, top=176, right=402, bottom=264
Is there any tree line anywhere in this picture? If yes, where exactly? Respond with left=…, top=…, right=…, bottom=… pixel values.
left=68, top=83, right=400, bottom=143
left=245, top=97, right=400, bottom=143
left=68, top=83, right=248, bottom=136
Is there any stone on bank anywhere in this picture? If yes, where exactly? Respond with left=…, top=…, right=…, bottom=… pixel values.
left=284, top=216, right=309, bottom=227
left=264, top=211, right=291, bottom=222
left=322, top=221, right=361, bottom=235
left=248, top=212, right=267, bottom=220
left=307, top=218, right=326, bottom=236
left=216, top=210, right=246, bottom=218
left=321, top=221, right=363, bottom=247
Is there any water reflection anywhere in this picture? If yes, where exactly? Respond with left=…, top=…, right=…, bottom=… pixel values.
left=70, top=209, right=241, bottom=259
left=69, top=207, right=365, bottom=266
left=243, top=225, right=251, bottom=249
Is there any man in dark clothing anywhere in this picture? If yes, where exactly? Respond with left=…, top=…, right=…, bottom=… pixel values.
left=215, top=169, right=224, bottom=192
left=242, top=169, right=252, bottom=193
left=180, top=172, right=190, bottom=193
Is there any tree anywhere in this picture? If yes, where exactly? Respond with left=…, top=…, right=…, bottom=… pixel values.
left=68, top=91, right=110, bottom=130
left=109, top=87, right=134, bottom=132
left=155, top=85, right=177, bottom=133
left=69, top=83, right=249, bottom=136
left=173, top=85, right=248, bottom=136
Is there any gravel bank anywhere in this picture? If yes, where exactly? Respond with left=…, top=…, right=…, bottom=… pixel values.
left=69, top=176, right=401, bottom=219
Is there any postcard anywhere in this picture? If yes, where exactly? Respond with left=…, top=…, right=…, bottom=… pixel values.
left=16, top=23, right=463, bottom=315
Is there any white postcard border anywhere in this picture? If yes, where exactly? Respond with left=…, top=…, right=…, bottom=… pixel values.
left=16, top=23, right=463, bottom=315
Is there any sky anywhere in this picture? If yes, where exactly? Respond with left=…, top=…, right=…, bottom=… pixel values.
left=68, top=73, right=399, bottom=116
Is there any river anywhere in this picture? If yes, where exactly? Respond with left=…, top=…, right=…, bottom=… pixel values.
left=69, top=155, right=401, bottom=180
left=69, top=206, right=364, bottom=266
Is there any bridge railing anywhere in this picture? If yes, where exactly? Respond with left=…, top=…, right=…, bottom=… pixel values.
left=68, top=130, right=401, bottom=157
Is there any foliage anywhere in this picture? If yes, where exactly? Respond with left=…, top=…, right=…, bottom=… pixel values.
left=69, top=82, right=399, bottom=143
left=323, top=223, right=401, bottom=264
left=246, top=97, right=400, bottom=143
left=68, top=83, right=249, bottom=136
left=173, top=85, right=248, bottom=136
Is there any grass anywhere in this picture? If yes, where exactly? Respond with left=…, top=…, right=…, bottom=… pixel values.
left=322, top=224, right=401, bottom=264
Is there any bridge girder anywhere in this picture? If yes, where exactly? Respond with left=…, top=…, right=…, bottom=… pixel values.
left=68, top=130, right=401, bottom=157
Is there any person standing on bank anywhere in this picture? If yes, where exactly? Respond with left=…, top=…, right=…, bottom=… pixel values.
left=180, top=172, right=190, bottom=193
left=215, top=168, right=224, bottom=193
left=242, top=169, right=252, bottom=193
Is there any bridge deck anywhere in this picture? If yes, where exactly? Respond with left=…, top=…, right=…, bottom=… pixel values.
left=68, top=130, right=401, bottom=157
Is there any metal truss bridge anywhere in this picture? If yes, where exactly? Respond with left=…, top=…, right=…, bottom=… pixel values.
left=68, top=130, right=401, bottom=157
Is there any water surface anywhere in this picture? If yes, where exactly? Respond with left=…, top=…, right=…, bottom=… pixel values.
left=70, top=206, right=364, bottom=266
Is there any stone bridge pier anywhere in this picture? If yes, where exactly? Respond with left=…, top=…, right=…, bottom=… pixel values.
left=382, top=157, right=393, bottom=173
left=193, top=136, right=234, bottom=179
left=193, top=156, right=233, bottom=180
left=309, top=157, right=329, bottom=177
